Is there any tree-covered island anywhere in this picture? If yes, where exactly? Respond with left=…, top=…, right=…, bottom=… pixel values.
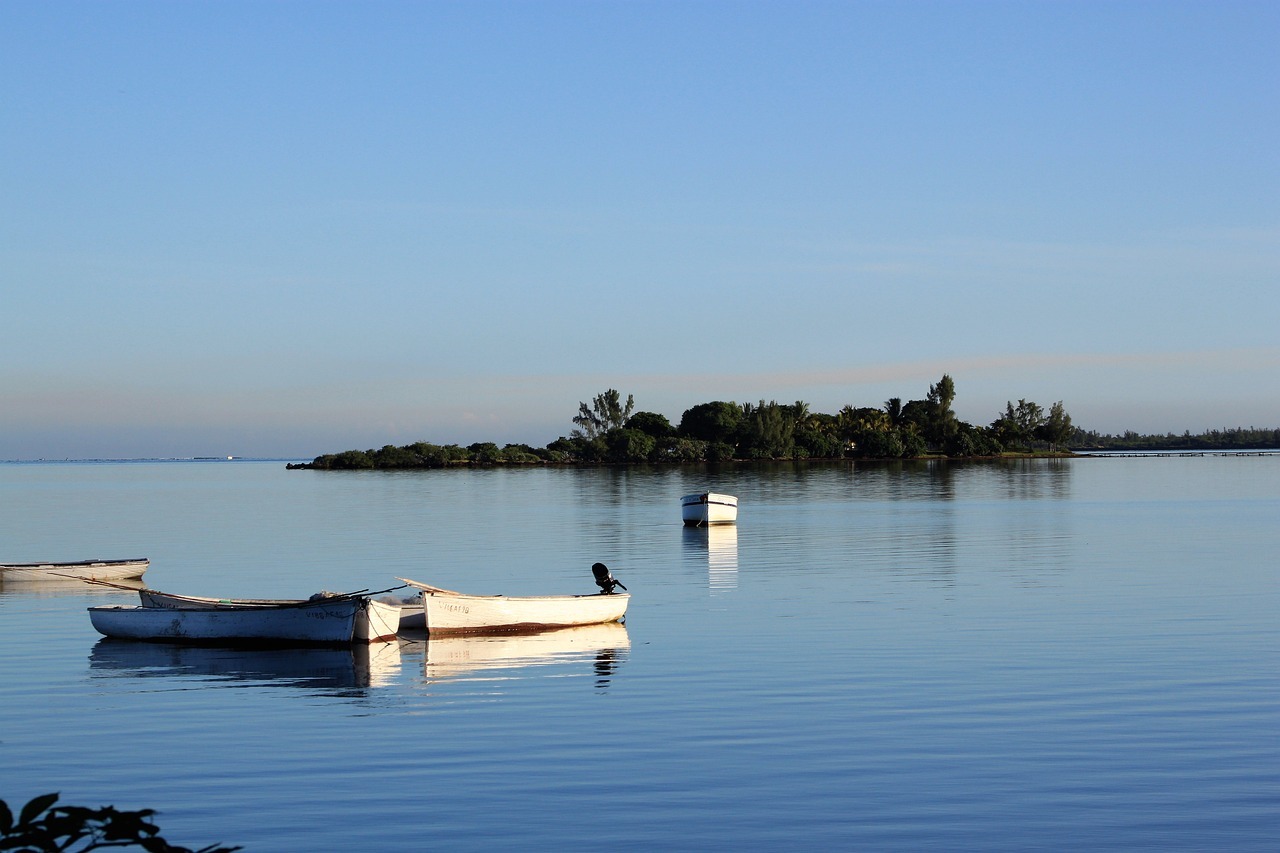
left=290, top=374, right=1277, bottom=470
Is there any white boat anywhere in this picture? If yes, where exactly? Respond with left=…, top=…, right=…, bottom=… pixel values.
left=398, top=574, right=629, bottom=636
left=0, top=558, right=149, bottom=582
left=88, top=595, right=396, bottom=646
left=681, top=492, right=738, bottom=526
left=136, top=589, right=400, bottom=642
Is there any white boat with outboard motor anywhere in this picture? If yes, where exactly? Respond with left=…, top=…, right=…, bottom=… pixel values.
left=398, top=563, right=629, bottom=636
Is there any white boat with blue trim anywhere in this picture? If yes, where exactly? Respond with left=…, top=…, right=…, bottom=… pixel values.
left=681, top=492, right=738, bottom=526
left=89, top=592, right=399, bottom=645
left=136, top=588, right=401, bottom=642
left=398, top=563, right=629, bottom=636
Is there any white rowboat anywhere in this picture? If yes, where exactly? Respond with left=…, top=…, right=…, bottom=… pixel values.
left=398, top=576, right=629, bottom=636
left=1, top=558, right=149, bottom=582
left=89, top=595, right=396, bottom=646
left=680, top=492, right=738, bottom=526
left=137, top=589, right=400, bottom=642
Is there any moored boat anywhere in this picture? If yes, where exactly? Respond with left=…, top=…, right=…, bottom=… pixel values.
left=680, top=492, right=738, bottom=526
left=1, top=558, right=149, bottom=582
left=88, top=595, right=396, bottom=646
left=137, top=589, right=400, bottom=642
left=398, top=566, right=629, bottom=636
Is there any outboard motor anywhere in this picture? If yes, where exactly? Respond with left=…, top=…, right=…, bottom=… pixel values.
left=592, top=562, right=627, bottom=595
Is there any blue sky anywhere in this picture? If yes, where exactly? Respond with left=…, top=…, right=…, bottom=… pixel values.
left=3, top=1, right=1277, bottom=459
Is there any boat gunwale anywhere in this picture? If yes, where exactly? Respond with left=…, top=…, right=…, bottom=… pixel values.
left=680, top=493, right=737, bottom=505
left=1, top=558, right=150, bottom=570
left=398, top=577, right=628, bottom=603
left=423, top=590, right=629, bottom=603
left=114, top=595, right=375, bottom=613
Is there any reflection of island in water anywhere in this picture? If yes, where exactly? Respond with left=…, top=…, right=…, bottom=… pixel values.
left=88, top=638, right=403, bottom=690
left=682, top=524, right=739, bottom=592
left=414, top=621, right=630, bottom=688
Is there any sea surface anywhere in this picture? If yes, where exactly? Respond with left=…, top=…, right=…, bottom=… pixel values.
left=1, top=457, right=1276, bottom=851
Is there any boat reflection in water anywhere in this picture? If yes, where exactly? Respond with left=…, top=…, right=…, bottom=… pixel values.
left=411, top=621, right=630, bottom=689
left=682, top=523, right=739, bottom=592
left=88, top=637, right=403, bottom=691
left=1, top=576, right=144, bottom=599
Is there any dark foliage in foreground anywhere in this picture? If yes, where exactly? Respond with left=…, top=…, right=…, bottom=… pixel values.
left=0, top=792, right=240, bottom=852
left=293, top=379, right=1278, bottom=470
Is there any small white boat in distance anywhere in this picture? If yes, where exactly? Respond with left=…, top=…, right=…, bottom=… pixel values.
left=398, top=565, right=629, bottom=636
left=681, top=492, right=738, bottom=526
left=89, top=594, right=397, bottom=646
left=1, top=558, right=149, bottom=582
left=137, top=589, right=400, bottom=642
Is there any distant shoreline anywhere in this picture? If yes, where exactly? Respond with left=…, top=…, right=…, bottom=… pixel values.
left=286, top=448, right=1280, bottom=471
left=4, top=448, right=1275, bottom=468
left=0, top=457, right=305, bottom=465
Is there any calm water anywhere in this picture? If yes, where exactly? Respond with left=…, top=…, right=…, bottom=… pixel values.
left=1, top=458, right=1276, bottom=851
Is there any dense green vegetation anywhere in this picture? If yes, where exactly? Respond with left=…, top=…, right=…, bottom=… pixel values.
left=294, top=377, right=1278, bottom=470
left=300, top=377, right=1057, bottom=468
left=1072, top=426, right=1280, bottom=451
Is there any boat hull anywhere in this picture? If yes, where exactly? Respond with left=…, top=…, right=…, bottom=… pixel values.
left=399, top=578, right=628, bottom=636
left=423, top=592, right=629, bottom=635
left=1, top=558, right=149, bottom=582
left=680, top=492, right=738, bottom=526
left=137, top=590, right=400, bottom=642
left=88, top=597, right=374, bottom=646
left=354, top=599, right=401, bottom=642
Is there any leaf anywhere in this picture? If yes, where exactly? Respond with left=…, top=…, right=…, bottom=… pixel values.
left=57, top=806, right=95, bottom=822
left=18, top=793, right=59, bottom=828
left=103, top=809, right=151, bottom=840
left=1, top=796, right=239, bottom=853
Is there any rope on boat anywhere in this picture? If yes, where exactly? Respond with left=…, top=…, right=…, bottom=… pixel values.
left=73, top=576, right=408, bottom=607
